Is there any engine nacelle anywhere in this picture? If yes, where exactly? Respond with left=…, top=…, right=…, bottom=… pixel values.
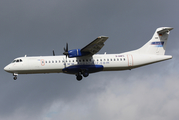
left=68, top=49, right=89, bottom=58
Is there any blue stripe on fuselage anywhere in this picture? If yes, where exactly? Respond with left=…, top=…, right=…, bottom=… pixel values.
left=62, top=65, right=103, bottom=74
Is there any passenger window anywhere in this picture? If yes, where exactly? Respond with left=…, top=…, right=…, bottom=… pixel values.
left=114, top=59, right=116, bottom=61
left=49, top=61, right=51, bottom=63
left=100, top=59, right=102, bottom=61
left=97, top=59, right=99, bottom=61
left=120, top=58, right=122, bottom=61
left=117, top=59, right=119, bottom=61
left=104, top=59, right=106, bottom=61
left=56, top=61, right=57, bottom=63
left=20, top=59, right=22, bottom=62
left=107, top=59, right=109, bottom=61
left=79, top=60, right=81, bottom=62
left=69, top=60, right=71, bottom=62
left=124, top=58, right=125, bottom=61
left=111, top=59, right=112, bottom=61
left=16, top=60, right=19, bottom=62
left=46, top=61, right=47, bottom=63
left=59, top=60, right=61, bottom=63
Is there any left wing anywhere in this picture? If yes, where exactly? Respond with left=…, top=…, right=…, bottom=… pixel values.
left=81, top=36, right=108, bottom=55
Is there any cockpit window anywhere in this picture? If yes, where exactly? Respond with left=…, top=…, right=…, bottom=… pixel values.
left=12, top=60, right=16, bottom=63
left=11, top=59, right=23, bottom=63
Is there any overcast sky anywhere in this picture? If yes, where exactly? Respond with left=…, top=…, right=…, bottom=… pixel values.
left=1, top=0, right=179, bottom=120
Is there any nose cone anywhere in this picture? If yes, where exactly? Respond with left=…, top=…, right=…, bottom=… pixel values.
left=4, top=65, right=10, bottom=72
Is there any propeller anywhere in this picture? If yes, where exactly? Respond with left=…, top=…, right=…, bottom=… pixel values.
left=63, top=43, right=69, bottom=58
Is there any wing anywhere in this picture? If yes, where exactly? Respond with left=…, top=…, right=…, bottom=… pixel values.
left=81, top=36, right=108, bottom=55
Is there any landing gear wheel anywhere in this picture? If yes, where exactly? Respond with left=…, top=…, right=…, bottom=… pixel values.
left=13, top=76, right=17, bottom=80
left=82, top=72, right=89, bottom=77
left=81, top=69, right=89, bottom=77
left=76, top=75, right=82, bottom=81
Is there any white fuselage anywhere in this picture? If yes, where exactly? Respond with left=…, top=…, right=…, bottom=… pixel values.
left=4, top=53, right=172, bottom=75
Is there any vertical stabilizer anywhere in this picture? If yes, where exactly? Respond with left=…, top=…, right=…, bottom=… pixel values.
left=137, top=27, right=173, bottom=55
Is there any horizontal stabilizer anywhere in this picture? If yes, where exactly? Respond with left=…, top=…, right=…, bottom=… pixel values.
left=157, top=27, right=173, bottom=34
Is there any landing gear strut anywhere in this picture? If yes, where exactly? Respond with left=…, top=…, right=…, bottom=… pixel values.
left=76, top=70, right=89, bottom=81
left=13, top=73, right=18, bottom=80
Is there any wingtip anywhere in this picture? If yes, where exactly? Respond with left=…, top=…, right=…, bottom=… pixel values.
left=98, top=36, right=109, bottom=38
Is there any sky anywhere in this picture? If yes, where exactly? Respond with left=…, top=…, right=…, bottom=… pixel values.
left=1, top=0, right=179, bottom=120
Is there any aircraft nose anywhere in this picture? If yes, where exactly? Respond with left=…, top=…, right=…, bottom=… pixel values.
left=4, top=65, right=10, bottom=72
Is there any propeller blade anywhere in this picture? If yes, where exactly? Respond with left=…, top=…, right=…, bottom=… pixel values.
left=63, top=43, right=69, bottom=57
left=66, top=43, right=68, bottom=52
left=53, top=50, right=55, bottom=56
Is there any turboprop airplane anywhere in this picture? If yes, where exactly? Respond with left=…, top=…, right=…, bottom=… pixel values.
left=4, top=27, right=173, bottom=81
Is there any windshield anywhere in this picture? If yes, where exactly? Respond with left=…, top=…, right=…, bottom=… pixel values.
left=12, top=60, right=16, bottom=63
left=11, top=59, right=23, bottom=63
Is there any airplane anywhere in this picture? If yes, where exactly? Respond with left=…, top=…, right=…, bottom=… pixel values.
left=4, top=27, right=173, bottom=81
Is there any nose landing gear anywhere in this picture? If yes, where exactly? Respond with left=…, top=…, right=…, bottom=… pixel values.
left=13, top=73, right=18, bottom=80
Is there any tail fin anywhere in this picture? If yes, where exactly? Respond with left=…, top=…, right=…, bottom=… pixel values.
left=138, top=27, right=173, bottom=55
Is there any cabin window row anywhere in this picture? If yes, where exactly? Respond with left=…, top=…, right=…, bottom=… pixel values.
left=95, top=58, right=125, bottom=62
left=42, top=58, right=126, bottom=64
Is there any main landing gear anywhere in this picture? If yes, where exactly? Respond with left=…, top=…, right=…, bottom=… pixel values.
left=76, top=73, right=82, bottom=81
left=76, top=70, right=89, bottom=81
left=13, top=73, right=18, bottom=80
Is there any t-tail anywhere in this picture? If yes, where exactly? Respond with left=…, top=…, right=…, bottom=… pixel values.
left=136, top=27, right=173, bottom=55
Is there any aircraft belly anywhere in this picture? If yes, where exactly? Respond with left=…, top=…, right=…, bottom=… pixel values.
left=103, top=67, right=129, bottom=71
left=62, top=64, right=103, bottom=74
